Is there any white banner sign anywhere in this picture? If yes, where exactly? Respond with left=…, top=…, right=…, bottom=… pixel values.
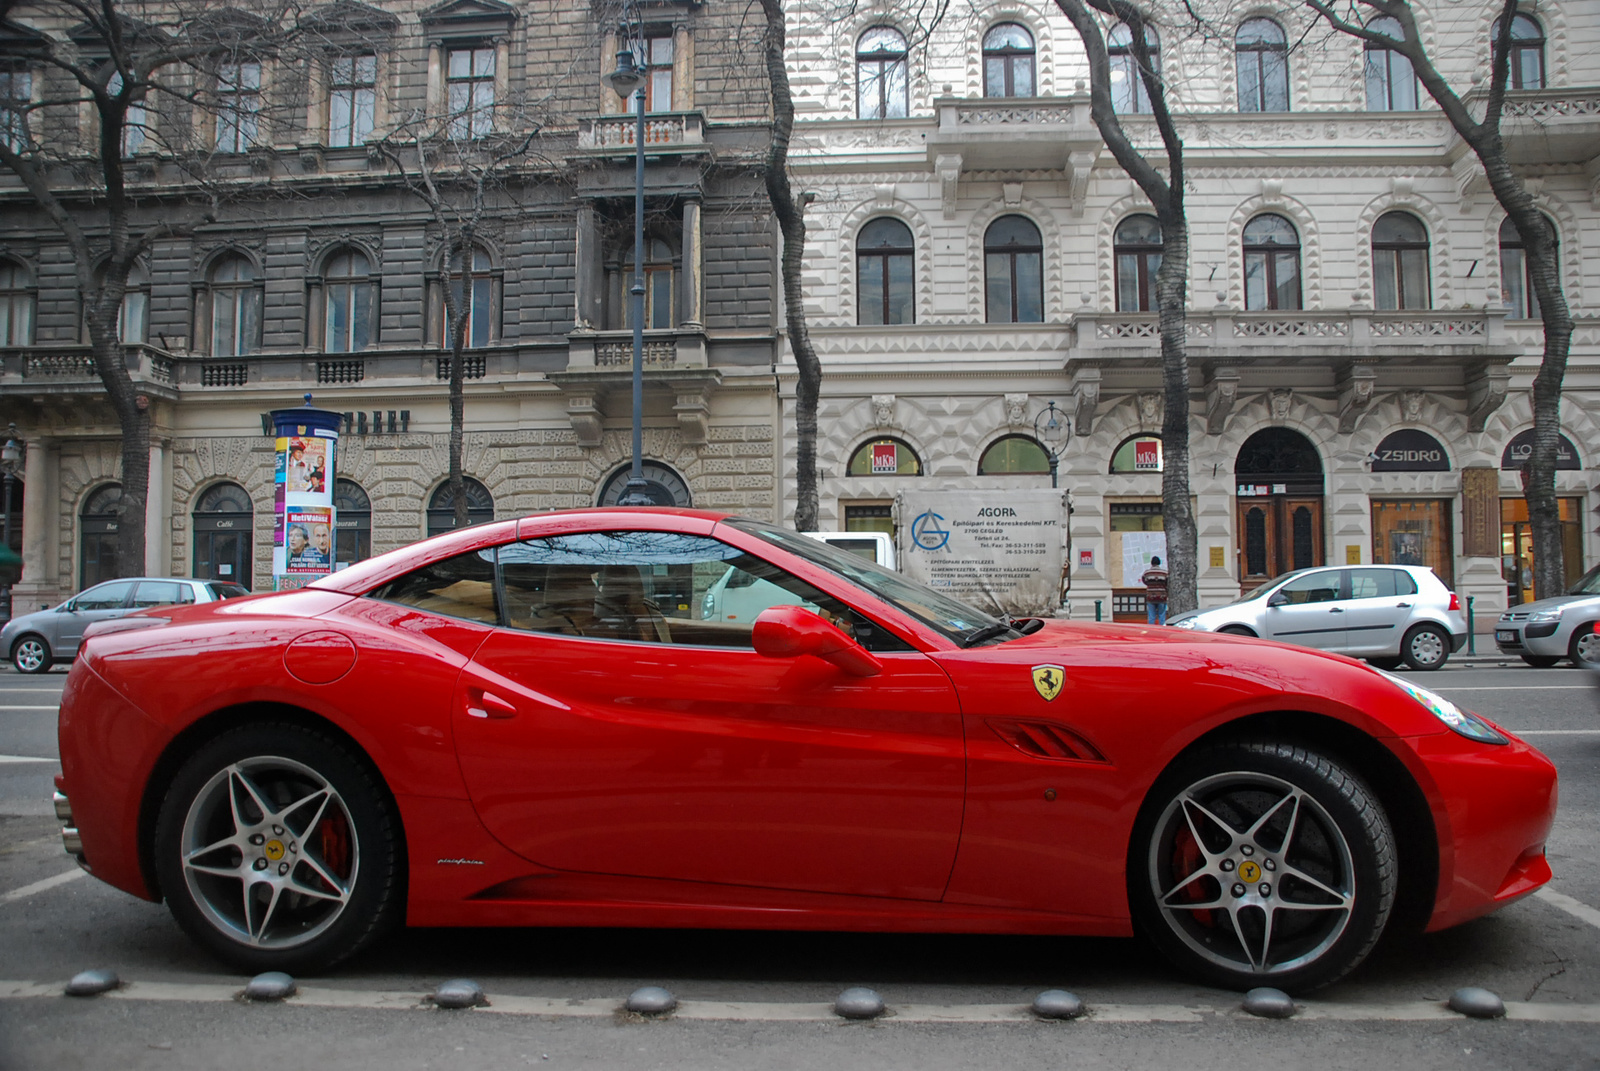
left=1121, top=531, right=1168, bottom=588
left=896, top=490, right=1066, bottom=615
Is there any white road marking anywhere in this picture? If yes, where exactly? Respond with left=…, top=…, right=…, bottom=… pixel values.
left=1536, top=888, right=1600, bottom=932
left=0, top=705, right=61, bottom=711
left=0, top=755, right=57, bottom=763
left=0, top=869, right=84, bottom=904
left=1510, top=730, right=1600, bottom=736
left=2, top=979, right=1600, bottom=1023
left=1434, top=686, right=1593, bottom=691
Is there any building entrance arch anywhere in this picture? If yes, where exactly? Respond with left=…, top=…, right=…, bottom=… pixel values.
left=1235, top=428, right=1325, bottom=583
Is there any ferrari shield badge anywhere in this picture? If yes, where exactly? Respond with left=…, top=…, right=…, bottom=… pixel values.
left=1032, top=664, right=1065, bottom=702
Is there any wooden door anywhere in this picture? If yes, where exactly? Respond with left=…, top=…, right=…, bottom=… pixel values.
left=1238, top=497, right=1324, bottom=582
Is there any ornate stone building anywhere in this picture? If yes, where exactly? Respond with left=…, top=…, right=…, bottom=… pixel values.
left=0, top=0, right=779, bottom=606
left=780, top=0, right=1600, bottom=625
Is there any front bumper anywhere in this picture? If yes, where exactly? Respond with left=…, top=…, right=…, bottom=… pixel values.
left=1493, top=620, right=1574, bottom=658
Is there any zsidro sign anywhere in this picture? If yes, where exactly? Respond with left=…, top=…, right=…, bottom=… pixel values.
left=1370, top=429, right=1450, bottom=472
left=1500, top=429, right=1581, bottom=471
left=896, top=489, right=1066, bottom=616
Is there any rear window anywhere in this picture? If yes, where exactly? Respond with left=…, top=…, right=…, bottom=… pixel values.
left=133, top=581, right=196, bottom=608
left=206, top=583, right=251, bottom=600
left=1349, top=568, right=1417, bottom=599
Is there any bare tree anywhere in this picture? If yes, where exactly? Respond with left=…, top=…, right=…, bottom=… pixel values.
left=1054, top=0, right=1198, bottom=613
left=0, top=0, right=298, bottom=576
left=1308, top=0, right=1572, bottom=599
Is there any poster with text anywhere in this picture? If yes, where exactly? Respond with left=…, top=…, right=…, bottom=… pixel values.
left=897, top=490, right=1066, bottom=616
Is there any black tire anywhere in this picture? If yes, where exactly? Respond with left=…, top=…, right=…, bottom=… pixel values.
left=1129, top=741, right=1396, bottom=993
left=1366, top=657, right=1401, bottom=670
left=154, top=722, right=403, bottom=974
left=1569, top=624, right=1600, bottom=669
left=11, top=634, right=51, bottom=674
left=1401, top=624, right=1450, bottom=671
left=1219, top=626, right=1256, bottom=637
left=1521, top=654, right=1561, bottom=668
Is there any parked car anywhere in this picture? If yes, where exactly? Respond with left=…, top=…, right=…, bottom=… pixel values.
left=805, top=531, right=896, bottom=570
left=1493, top=563, right=1600, bottom=667
left=56, top=509, right=1555, bottom=994
left=1167, top=564, right=1466, bottom=670
left=2, top=577, right=250, bottom=673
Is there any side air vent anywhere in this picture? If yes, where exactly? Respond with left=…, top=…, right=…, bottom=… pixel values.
left=986, top=718, right=1108, bottom=763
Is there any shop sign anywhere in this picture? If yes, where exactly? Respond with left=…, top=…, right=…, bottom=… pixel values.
left=1501, top=429, right=1580, bottom=470
left=1134, top=438, right=1161, bottom=471
left=1236, top=484, right=1273, bottom=497
left=1371, top=429, right=1450, bottom=472
left=896, top=489, right=1065, bottom=615
left=1079, top=548, right=1094, bottom=568
left=871, top=443, right=898, bottom=474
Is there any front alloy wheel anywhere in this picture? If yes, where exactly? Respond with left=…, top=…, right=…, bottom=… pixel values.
left=155, top=724, right=402, bottom=973
left=11, top=636, right=50, bottom=674
left=1569, top=624, right=1600, bottom=668
left=1132, top=742, right=1396, bottom=992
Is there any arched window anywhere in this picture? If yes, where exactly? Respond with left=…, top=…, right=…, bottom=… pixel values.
left=1110, top=435, right=1163, bottom=473
left=1242, top=214, right=1302, bottom=311
left=847, top=437, right=922, bottom=476
left=984, top=215, right=1043, bottom=323
left=333, top=477, right=371, bottom=566
left=322, top=248, right=376, bottom=353
left=1108, top=22, right=1160, bottom=114
left=1364, top=16, right=1418, bottom=111
left=203, top=253, right=261, bottom=357
left=427, top=476, right=494, bottom=537
left=978, top=435, right=1049, bottom=475
left=433, top=244, right=497, bottom=347
left=1372, top=211, right=1430, bottom=310
left=80, top=483, right=121, bottom=588
left=1236, top=18, right=1288, bottom=113
left=1114, top=214, right=1162, bottom=312
left=857, top=218, right=914, bottom=325
left=983, top=24, right=1035, bottom=98
left=1492, top=14, right=1545, bottom=90
left=0, top=258, right=35, bottom=346
left=597, top=461, right=692, bottom=506
left=193, top=481, right=253, bottom=589
left=857, top=27, right=908, bottom=119
left=1500, top=214, right=1558, bottom=320
left=608, top=235, right=677, bottom=330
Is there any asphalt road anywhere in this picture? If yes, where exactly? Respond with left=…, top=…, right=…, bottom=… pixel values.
left=3, top=660, right=1599, bottom=1069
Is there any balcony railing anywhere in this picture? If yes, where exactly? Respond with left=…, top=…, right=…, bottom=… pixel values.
left=577, top=111, right=706, bottom=152
left=1073, top=308, right=1510, bottom=354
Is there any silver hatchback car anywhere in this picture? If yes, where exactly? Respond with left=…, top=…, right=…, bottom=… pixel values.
left=1493, top=563, right=1600, bottom=668
left=1167, top=564, right=1467, bottom=670
left=1, top=577, right=250, bottom=673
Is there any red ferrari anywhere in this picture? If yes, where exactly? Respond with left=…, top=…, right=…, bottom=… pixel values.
left=55, top=509, right=1557, bottom=992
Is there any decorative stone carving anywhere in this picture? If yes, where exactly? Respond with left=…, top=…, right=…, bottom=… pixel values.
left=672, top=381, right=713, bottom=445
left=873, top=184, right=895, bottom=208
left=1002, top=182, right=1023, bottom=207
left=1402, top=390, right=1425, bottom=422
left=1069, top=368, right=1100, bottom=436
left=871, top=394, right=896, bottom=428
left=1206, top=369, right=1240, bottom=434
left=565, top=392, right=602, bottom=447
left=1337, top=366, right=1377, bottom=433
left=1066, top=150, right=1097, bottom=217
left=1270, top=388, right=1294, bottom=422
left=935, top=154, right=962, bottom=219
left=1004, top=393, right=1029, bottom=427
left=1466, top=367, right=1511, bottom=432
left=1137, top=392, right=1162, bottom=428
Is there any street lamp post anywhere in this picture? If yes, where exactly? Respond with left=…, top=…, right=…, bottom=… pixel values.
left=1033, top=401, right=1069, bottom=488
left=1, top=425, right=22, bottom=621
left=603, top=15, right=656, bottom=507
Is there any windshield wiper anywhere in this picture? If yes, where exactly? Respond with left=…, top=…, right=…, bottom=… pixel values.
left=961, top=617, right=1021, bottom=648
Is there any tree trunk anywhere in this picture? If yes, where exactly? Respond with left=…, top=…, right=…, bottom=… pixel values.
left=445, top=238, right=469, bottom=529
left=759, top=0, right=821, bottom=532
left=84, top=289, right=149, bottom=578
left=1154, top=211, right=1197, bottom=614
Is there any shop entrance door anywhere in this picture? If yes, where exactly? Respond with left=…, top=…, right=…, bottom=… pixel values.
left=1235, top=428, right=1326, bottom=585
left=1501, top=496, right=1584, bottom=604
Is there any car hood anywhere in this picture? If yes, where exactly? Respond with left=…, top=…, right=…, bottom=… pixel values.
left=1510, top=592, right=1600, bottom=614
left=1, top=606, right=56, bottom=636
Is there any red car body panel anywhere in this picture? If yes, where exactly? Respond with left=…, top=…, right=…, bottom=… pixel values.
left=57, top=507, right=1557, bottom=943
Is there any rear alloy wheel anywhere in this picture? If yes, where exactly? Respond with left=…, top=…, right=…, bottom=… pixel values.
left=1521, top=655, right=1561, bottom=669
left=1131, top=742, right=1396, bottom=993
left=1401, top=625, right=1449, bottom=671
left=11, top=635, right=51, bottom=674
left=155, top=723, right=402, bottom=973
left=1569, top=624, right=1600, bottom=668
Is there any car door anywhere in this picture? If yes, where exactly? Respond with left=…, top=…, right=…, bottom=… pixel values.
left=53, top=580, right=136, bottom=652
left=1339, top=568, right=1418, bottom=655
left=1260, top=568, right=1347, bottom=650
left=451, top=528, right=967, bottom=901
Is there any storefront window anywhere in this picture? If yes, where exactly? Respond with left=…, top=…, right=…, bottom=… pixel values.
left=1371, top=499, right=1453, bottom=587
left=1110, top=435, right=1163, bottom=473
left=1109, top=500, right=1165, bottom=621
left=844, top=503, right=894, bottom=535
left=847, top=438, right=922, bottom=477
left=1501, top=497, right=1584, bottom=604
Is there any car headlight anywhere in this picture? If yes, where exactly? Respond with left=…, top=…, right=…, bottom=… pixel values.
left=1376, top=670, right=1506, bottom=745
left=1527, top=608, right=1563, bottom=623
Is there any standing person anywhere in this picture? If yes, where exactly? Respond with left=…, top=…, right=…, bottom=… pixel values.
left=1142, top=554, right=1169, bottom=626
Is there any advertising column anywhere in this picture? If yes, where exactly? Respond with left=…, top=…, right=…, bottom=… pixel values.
left=269, top=399, right=342, bottom=590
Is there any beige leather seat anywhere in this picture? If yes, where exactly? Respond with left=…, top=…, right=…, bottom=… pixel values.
left=532, top=567, right=599, bottom=635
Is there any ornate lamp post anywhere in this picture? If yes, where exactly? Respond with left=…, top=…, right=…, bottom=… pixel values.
left=1, top=425, right=22, bottom=620
left=602, top=7, right=656, bottom=507
left=1033, top=401, right=1069, bottom=488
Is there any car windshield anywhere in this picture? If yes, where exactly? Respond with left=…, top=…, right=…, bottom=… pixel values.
left=1238, top=569, right=1310, bottom=601
left=207, top=583, right=252, bottom=600
left=729, top=519, right=1014, bottom=645
left=1566, top=563, right=1600, bottom=596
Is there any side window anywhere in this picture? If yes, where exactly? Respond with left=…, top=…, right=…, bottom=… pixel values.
left=1276, top=571, right=1340, bottom=605
left=76, top=580, right=135, bottom=611
left=370, top=548, right=498, bottom=624
left=497, top=531, right=910, bottom=651
left=1350, top=568, right=1414, bottom=598
left=132, top=581, right=192, bottom=607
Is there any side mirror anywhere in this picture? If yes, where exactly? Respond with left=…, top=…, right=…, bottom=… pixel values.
left=58, top=601, right=75, bottom=613
left=752, top=605, right=883, bottom=677
left=1267, top=592, right=1289, bottom=608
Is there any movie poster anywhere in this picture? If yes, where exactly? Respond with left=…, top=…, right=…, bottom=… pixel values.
left=269, top=403, right=341, bottom=590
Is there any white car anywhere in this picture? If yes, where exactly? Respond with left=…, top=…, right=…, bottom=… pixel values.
left=1167, top=564, right=1466, bottom=670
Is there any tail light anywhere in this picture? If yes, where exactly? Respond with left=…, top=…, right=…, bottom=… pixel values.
left=1448, top=593, right=1461, bottom=612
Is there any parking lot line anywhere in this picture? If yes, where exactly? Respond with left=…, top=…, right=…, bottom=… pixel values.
left=0, top=705, right=62, bottom=711
left=0, top=754, right=56, bottom=763
left=1536, top=888, right=1600, bottom=932
left=0, top=869, right=84, bottom=905
left=1434, top=686, right=1593, bottom=691
left=1511, top=730, right=1600, bottom=735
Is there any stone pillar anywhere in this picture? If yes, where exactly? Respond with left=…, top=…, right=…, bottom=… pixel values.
left=12, top=437, right=56, bottom=610
left=575, top=204, right=605, bottom=330
left=680, top=199, right=703, bottom=328
left=146, top=439, right=170, bottom=575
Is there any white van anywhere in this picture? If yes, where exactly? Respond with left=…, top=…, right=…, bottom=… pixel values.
left=803, top=531, right=896, bottom=571
left=698, top=531, right=897, bottom=623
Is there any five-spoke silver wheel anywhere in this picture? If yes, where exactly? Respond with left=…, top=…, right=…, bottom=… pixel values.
left=178, top=756, right=359, bottom=950
left=1132, top=743, right=1395, bottom=992
left=11, top=635, right=49, bottom=674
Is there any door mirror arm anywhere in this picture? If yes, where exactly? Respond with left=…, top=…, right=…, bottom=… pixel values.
left=752, top=605, right=883, bottom=677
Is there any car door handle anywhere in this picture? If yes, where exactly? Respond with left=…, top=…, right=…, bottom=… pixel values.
left=1396, top=602, right=1413, bottom=608
left=466, top=688, right=517, bottom=720
left=1327, top=607, right=1344, bottom=613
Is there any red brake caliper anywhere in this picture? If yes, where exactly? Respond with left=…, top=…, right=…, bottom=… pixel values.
left=1170, top=828, right=1214, bottom=927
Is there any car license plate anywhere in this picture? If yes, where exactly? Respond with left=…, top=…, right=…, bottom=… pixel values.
left=1495, top=630, right=1517, bottom=643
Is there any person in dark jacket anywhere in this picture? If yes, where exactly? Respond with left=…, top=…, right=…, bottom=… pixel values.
left=1142, top=555, right=1169, bottom=625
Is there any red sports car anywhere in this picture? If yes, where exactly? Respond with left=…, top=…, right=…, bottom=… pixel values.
left=55, top=509, right=1557, bottom=992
